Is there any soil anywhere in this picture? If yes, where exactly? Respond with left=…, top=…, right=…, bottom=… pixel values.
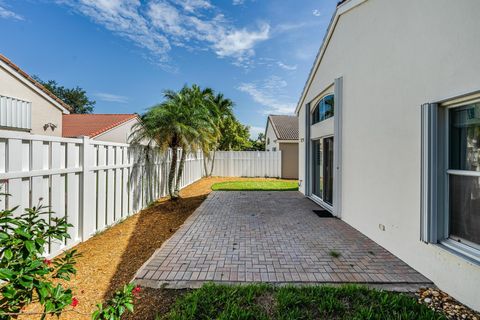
left=18, top=177, right=285, bottom=320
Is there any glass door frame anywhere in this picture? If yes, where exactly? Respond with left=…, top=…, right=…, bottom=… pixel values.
left=310, top=135, right=334, bottom=213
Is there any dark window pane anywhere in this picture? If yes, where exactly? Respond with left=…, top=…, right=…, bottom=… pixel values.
left=312, top=140, right=323, bottom=198
left=449, top=103, right=480, bottom=171
left=449, top=174, right=480, bottom=246
left=311, top=94, right=334, bottom=125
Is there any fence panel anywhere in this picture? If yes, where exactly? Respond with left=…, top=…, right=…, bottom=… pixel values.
left=0, top=132, right=204, bottom=258
left=209, top=151, right=282, bottom=178
left=0, top=131, right=283, bottom=258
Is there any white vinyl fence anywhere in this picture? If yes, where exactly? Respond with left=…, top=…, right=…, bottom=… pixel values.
left=208, top=151, right=282, bottom=178
left=0, top=131, right=282, bottom=257
left=0, top=131, right=203, bottom=257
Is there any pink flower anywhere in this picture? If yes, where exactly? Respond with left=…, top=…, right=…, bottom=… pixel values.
left=71, top=297, right=79, bottom=307
left=132, top=286, right=141, bottom=296
left=43, top=259, right=52, bottom=266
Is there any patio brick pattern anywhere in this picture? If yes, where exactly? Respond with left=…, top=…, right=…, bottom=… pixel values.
left=135, top=191, right=431, bottom=289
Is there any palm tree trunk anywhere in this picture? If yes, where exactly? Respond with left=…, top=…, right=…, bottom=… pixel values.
left=203, top=152, right=209, bottom=177
left=208, top=149, right=217, bottom=177
left=174, top=148, right=187, bottom=197
left=168, top=147, right=178, bottom=198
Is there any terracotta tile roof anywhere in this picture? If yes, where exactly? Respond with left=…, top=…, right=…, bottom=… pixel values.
left=62, top=114, right=138, bottom=138
left=0, top=54, right=73, bottom=112
left=268, top=115, right=299, bottom=141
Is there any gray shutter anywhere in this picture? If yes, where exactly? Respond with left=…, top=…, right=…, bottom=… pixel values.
left=421, top=103, right=442, bottom=243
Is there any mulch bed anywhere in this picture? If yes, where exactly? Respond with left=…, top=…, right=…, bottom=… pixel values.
left=43, top=177, right=283, bottom=320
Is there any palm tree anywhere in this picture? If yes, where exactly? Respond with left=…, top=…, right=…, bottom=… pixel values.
left=204, top=93, right=235, bottom=176
left=131, top=85, right=216, bottom=199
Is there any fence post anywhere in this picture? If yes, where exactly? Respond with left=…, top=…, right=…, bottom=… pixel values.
left=81, top=136, right=96, bottom=240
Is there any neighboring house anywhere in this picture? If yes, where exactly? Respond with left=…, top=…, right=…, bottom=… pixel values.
left=265, top=115, right=298, bottom=179
left=296, top=0, right=480, bottom=311
left=62, top=114, right=139, bottom=143
left=0, top=54, right=72, bottom=136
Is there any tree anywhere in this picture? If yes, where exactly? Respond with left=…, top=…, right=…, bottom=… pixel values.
left=33, top=76, right=95, bottom=114
left=203, top=93, right=235, bottom=176
left=248, top=132, right=266, bottom=151
left=217, top=116, right=252, bottom=151
left=130, top=85, right=216, bottom=199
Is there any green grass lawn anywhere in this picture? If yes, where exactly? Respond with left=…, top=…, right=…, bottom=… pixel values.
left=163, top=283, right=445, bottom=320
left=211, top=180, right=298, bottom=191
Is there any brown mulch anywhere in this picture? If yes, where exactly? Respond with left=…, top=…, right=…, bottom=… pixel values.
left=25, top=177, right=285, bottom=320
left=418, top=288, right=480, bottom=320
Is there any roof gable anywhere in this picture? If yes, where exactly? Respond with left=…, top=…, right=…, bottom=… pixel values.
left=0, top=54, right=73, bottom=113
left=62, top=114, right=138, bottom=138
left=295, top=0, right=368, bottom=114
left=268, top=115, right=298, bottom=140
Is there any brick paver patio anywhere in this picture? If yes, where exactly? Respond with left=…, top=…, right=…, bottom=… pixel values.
left=135, top=191, right=431, bottom=290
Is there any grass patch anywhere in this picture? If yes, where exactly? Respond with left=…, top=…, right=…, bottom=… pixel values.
left=163, top=283, right=446, bottom=320
left=211, top=180, right=298, bottom=191
left=329, top=250, right=341, bottom=258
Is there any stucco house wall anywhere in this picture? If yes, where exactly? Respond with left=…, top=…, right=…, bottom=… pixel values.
left=0, top=62, right=66, bottom=136
left=297, top=0, right=480, bottom=310
left=265, top=121, right=278, bottom=151
left=94, top=117, right=139, bottom=144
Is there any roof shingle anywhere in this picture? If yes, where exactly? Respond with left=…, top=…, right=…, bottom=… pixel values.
left=268, top=115, right=298, bottom=140
left=62, top=114, right=138, bottom=138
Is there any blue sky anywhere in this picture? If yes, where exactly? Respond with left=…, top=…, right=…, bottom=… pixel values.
left=0, top=0, right=337, bottom=138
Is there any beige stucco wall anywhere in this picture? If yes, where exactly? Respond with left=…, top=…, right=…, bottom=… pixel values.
left=298, top=0, right=480, bottom=310
left=94, top=118, right=139, bottom=144
left=0, top=65, right=64, bottom=136
left=265, top=120, right=279, bottom=151
left=279, top=142, right=298, bottom=179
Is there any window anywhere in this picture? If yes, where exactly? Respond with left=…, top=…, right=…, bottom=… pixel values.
left=448, top=103, right=480, bottom=249
left=0, top=95, right=32, bottom=130
left=312, top=94, right=334, bottom=125
left=272, top=147, right=276, bottom=151
left=421, top=95, right=480, bottom=262
left=267, top=138, right=270, bottom=145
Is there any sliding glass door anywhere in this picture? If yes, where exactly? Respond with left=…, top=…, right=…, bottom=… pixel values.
left=312, top=137, right=334, bottom=206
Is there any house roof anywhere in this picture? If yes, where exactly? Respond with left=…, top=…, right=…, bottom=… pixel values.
left=267, top=115, right=299, bottom=141
left=62, top=114, right=138, bottom=138
left=295, top=0, right=367, bottom=114
left=0, top=54, right=73, bottom=113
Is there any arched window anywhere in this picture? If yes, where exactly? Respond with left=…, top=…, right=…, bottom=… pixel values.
left=312, top=94, right=334, bottom=125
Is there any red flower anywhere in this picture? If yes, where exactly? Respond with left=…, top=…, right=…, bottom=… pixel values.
left=132, top=286, right=141, bottom=296
left=43, top=259, right=52, bottom=266
left=71, top=297, right=79, bottom=308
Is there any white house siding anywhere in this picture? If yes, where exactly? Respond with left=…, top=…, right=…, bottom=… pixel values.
left=265, top=120, right=278, bottom=151
left=94, top=117, right=139, bottom=144
left=298, top=0, right=480, bottom=310
left=0, top=64, right=64, bottom=136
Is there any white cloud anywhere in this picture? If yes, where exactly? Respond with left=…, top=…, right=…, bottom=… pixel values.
left=312, top=9, right=321, bottom=17
left=238, top=76, right=296, bottom=115
left=214, top=24, right=270, bottom=59
left=249, top=126, right=264, bottom=139
left=277, top=61, right=297, bottom=71
left=232, top=0, right=244, bottom=5
left=95, top=92, right=129, bottom=103
left=0, top=3, right=24, bottom=21
left=56, top=0, right=270, bottom=66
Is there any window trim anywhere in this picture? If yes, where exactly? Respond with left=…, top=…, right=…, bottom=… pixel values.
left=311, top=93, right=334, bottom=125
left=421, top=91, right=480, bottom=265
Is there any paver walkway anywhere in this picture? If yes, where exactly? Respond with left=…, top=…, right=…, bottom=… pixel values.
left=135, top=191, right=431, bottom=290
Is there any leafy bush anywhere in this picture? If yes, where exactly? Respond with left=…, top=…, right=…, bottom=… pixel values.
left=0, top=202, right=80, bottom=319
left=92, top=284, right=141, bottom=320
left=0, top=194, right=139, bottom=319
